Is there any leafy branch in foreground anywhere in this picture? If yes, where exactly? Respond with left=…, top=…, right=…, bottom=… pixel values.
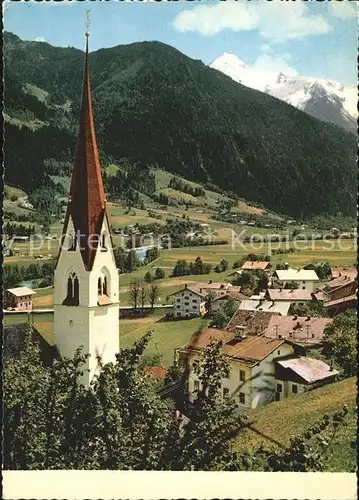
left=3, top=328, right=351, bottom=470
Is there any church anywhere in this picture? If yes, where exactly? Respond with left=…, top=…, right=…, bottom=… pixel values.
left=53, top=31, right=119, bottom=384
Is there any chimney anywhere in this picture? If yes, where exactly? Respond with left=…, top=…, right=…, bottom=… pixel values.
left=306, top=325, right=310, bottom=338
left=306, top=316, right=311, bottom=321
left=280, top=288, right=283, bottom=292
left=234, top=326, right=247, bottom=339
left=208, top=280, right=213, bottom=284
left=185, top=284, right=188, bottom=289
left=274, top=324, right=278, bottom=338
left=293, top=315, right=298, bottom=320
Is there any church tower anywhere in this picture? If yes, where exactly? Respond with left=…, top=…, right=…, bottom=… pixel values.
left=54, top=32, right=119, bottom=384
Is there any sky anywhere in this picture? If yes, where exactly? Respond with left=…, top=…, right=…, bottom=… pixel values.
left=4, top=0, right=358, bottom=85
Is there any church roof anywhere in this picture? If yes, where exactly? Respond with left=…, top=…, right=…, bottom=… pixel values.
left=63, top=35, right=108, bottom=271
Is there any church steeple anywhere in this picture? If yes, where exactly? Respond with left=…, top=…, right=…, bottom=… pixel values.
left=54, top=18, right=120, bottom=386
left=65, top=32, right=106, bottom=271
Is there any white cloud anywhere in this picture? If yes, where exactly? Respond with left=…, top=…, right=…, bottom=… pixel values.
left=259, top=43, right=273, bottom=54
left=253, top=53, right=298, bottom=77
left=329, top=2, right=357, bottom=20
left=34, top=37, right=47, bottom=43
left=173, top=3, right=257, bottom=36
left=173, top=2, right=331, bottom=43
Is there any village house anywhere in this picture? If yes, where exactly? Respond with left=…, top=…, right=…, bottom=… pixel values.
left=211, top=290, right=246, bottom=313
left=264, top=315, right=333, bottom=346
left=274, top=357, right=338, bottom=400
left=191, top=281, right=241, bottom=297
left=177, top=327, right=339, bottom=411
left=177, top=327, right=297, bottom=411
left=324, top=278, right=357, bottom=316
left=325, top=274, right=356, bottom=291
left=240, top=260, right=271, bottom=272
left=4, top=287, right=36, bottom=312
left=170, top=285, right=207, bottom=318
left=265, top=288, right=313, bottom=304
left=275, top=269, right=319, bottom=293
left=330, top=266, right=357, bottom=280
left=226, top=309, right=279, bottom=335
left=238, top=298, right=291, bottom=316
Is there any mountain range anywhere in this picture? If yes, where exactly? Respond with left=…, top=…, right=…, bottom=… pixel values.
left=3, top=32, right=357, bottom=218
left=210, top=52, right=357, bottom=133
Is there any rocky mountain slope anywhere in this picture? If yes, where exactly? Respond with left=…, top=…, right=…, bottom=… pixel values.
left=4, top=32, right=357, bottom=217
left=210, top=52, right=357, bottom=133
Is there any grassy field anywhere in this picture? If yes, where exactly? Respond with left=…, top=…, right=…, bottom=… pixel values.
left=232, top=377, right=356, bottom=472
left=120, top=316, right=208, bottom=366
left=4, top=312, right=206, bottom=367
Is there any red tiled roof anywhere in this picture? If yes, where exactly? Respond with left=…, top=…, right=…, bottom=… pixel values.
left=265, top=315, right=332, bottom=344
left=62, top=37, right=108, bottom=271
left=324, top=294, right=357, bottom=309
left=226, top=310, right=279, bottom=334
left=326, top=275, right=356, bottom=290
left=170, top=286, right=206, bottom=299
left=331, top=267, right=357, bottom=280
left=212, top=290, right=246, bottom=302
left=144, top=366, right=167, bottom=378
left=327, top=279, right=357, bottom=302
left=180, top=328, right=287, bottom=365
left=267, top=289, right=312, bottom=301
left=241, top=261, right=270, bottom=270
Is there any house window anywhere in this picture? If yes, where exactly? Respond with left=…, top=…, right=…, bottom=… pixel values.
left=177, top=298, right=180, bottom=302
left=239, top=392, right=245, bottom=404
left=223, top=387, right=229, bottom=397
left=194, top=380, right=199, bottom=392
left=276, top=383, right=282, bottom=393
left=292, top=384, right=298, bottom=394
left=277, top=350, right=281, bottom=355
left=193, top=306, right=197, bottom=309
left=302, top=286, right=305, bottom=290
left=184, top=302, right=189, bottom=306
left=239, top=370, right=246, bottom=382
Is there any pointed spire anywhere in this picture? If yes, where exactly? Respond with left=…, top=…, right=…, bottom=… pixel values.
left=66, top=32, right=106, bottom=270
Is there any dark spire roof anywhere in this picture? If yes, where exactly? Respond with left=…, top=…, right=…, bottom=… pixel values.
left=63, top=36, right=107, bottom=270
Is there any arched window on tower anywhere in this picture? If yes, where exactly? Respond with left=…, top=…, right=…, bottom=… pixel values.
left=73, top=277, right=79, bottom=306
left=97, top=268, right=111, bottom=306
left=67, top=276, right=73, bottom=299
left=63, top=272, right=80, bottom=306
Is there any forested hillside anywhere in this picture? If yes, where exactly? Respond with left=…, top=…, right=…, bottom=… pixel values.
left=4, top=32, right=356, bottom=217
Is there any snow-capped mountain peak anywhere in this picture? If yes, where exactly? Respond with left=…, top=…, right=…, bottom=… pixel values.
left=210, top=53, right=357, bottom=133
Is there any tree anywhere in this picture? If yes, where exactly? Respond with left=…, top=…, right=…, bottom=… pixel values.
left=148, top=284, right=160, bottom=310
left=144, top=271, right=153, bottom=283
left=139, top=285, right=148, bottom=311
left=129, top=281, right=140, bottom=310
left=284, top=280, right=299, bottom=290
left=289, top=301, right=326, bottom=318
left=173, top=340, right=244, bottom=470
left=211, top=299, right=237, bottom=328
left=3, top=329, right=351, bottom=471
left=219, top=259, right=229, bottom=272
left=322, top=310, right=357, bottom=377
left=155, top=267, right=165, bottom=280
left=127, top=250, right=140, bottom=273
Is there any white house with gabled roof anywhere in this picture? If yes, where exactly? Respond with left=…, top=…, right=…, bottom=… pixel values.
left=275, top=269, right=319, bottom=293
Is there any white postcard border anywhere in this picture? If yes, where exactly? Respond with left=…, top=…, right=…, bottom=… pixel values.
left=2, top=471, right=357, bottom=500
